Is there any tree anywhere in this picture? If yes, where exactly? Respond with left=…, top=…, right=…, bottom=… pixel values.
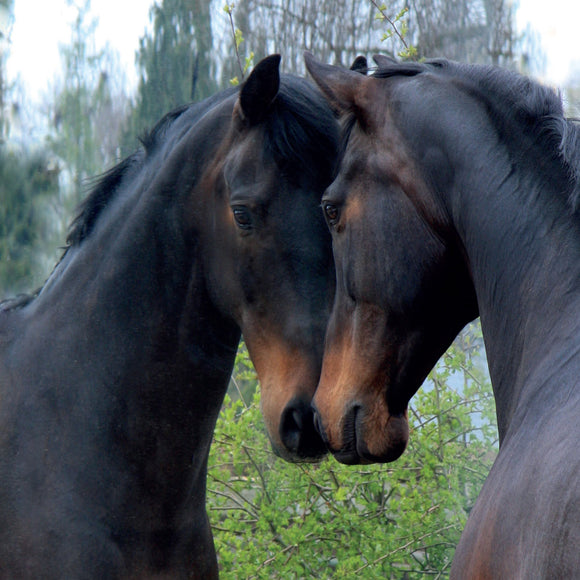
left=407, top=0, right=516, bottom=64
left=46, top=0, right=130, bottom=236
left=0, top=0, right=12, bottom=142
left=221, top=0, right=521, bottom=77
left=0, top=0, right=61, bottom=297
left=223, top=0, right=384, bottom=75
left=122, top=0, right=218, bottom=152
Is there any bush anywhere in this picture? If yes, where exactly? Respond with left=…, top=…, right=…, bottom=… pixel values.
left=208, top=323, right=497, bottom=579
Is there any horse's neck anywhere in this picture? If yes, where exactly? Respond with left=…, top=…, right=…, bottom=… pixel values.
left=463, top=187, right=580, bottom=441
left=20, top=189, right=239, bottom=512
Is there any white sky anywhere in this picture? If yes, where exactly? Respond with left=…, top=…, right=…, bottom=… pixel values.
left=4, top=0, right=580, bottom=103
left=516, top=0, right=580, bottom=86
left=5, top=0, right=152, bottom=101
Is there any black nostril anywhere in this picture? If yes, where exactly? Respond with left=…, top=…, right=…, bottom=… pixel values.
left=291, top=408, right=303, bottom=431
left=279, top=397, right=328, bottom=460
left=280, top=406, right=302, bottom=453
left=312, top=406, right=324, bottom=439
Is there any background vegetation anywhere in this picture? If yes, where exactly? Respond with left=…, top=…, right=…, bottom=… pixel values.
left=0, top=0, right=575, bottom=577
left=210, top=325, right=496, bottom=578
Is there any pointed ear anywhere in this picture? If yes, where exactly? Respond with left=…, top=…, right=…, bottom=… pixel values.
left=238, top=54, right=281, bottom=125
left=350, top=55, right=368, bottom=75
left=304, top=51, right=366, bottom=116
left=373, top=54, right=397, bottom=68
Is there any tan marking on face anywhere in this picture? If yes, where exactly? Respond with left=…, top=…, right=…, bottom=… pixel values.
left=344, top=195, right=364, bottom=222
left=314, top=336, right=359, bottom=450
left=244, top=330, right=320, bottom=451
left=314, top=307, right=409, bottom=462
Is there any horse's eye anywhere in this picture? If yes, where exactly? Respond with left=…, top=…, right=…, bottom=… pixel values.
left=323, top=202, right=340, bottom=226
left=232, top=206, right=253, bottom=230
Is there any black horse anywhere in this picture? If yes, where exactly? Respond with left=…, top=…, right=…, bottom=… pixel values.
left=0, top=55, right=338, bottom=578
left=306, top=53, right=579, bottom=578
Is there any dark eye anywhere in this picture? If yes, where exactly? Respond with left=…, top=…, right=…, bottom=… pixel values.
left=322, top=202, right=340, bottom=226
left=232, top=206, right=253, bottom=230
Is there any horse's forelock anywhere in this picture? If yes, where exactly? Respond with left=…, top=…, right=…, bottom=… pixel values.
left=266, top=76, right=341, bottom=188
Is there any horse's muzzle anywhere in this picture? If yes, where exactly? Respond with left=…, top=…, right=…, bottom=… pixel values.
left=278, top=397, right=328, bottom=462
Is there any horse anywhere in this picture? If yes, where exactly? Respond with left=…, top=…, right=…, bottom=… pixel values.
left=0, top=54, right=339, bottom=578
left=305, top=52, right=580, bottom=578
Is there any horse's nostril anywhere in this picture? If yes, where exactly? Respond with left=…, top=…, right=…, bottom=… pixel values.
left=291, top=408, right=303, bottom=431
left=280, top=406, right=301, bottom=453
left=312, top=407, right=323, bottom=439
left=279, top=398, right=328, bottom=460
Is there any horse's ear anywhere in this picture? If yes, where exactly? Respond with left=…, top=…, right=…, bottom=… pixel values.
left=238, top=54, right=281, bottom=125
left=350, top=55, right=368, bottom=75
left=304, top=51, right=366, bottom=116
left=373, top=54, right=397, bottom=68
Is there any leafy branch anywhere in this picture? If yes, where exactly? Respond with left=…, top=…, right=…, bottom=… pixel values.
left=223, top=3, right=254, bottom=85
left=370, top=0, right=418, bottom=59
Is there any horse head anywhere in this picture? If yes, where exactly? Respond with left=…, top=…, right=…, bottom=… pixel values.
left=197, top=56, right=339, bottom=461
left=305, top=53, right=477, bottom=464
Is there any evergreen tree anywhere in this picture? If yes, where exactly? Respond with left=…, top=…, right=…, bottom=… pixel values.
left=123, top=0, right=217, bottom=152
left=0, top=0, right=60, bottom=297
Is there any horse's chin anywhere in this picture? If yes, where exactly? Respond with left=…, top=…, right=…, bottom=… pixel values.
left=332, top=448, right=373, bottom=465
left=270, top=441, right=327, bottom=464
left=332, top=412, right=409, bottom=465
left=332, top=441, right=407, bottom=465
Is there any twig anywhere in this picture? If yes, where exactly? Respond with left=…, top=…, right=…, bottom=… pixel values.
left=369, top=0, right=409, bottom=50
left=353, top=523, right=458, bottom=573
left=224, top=4, right=246, bottom=81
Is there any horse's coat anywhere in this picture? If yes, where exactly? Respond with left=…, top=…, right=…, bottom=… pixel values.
left=306, top=52, right=580, bottom=578
left=0, top=56, right=339, bottom=578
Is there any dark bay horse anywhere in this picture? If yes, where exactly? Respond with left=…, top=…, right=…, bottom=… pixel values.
left=0, top=55, right=338, bottom=578
left=306, top=53, right=580, bottom=578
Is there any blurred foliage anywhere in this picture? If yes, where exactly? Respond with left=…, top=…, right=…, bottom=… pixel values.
left=47, top=1, right=129, bottom=209
left=0, top=146, right=59, bottom=296
left=48, top=0, right=102, bottom=200
left=227, top=341, right=259, bottom=405
left=210, top=324, right=497, bottom=578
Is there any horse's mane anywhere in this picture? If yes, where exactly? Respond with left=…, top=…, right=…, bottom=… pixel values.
left=66, top=154, right=142, bottom=246
left=0, top=292, right=37, bottom=312
left=373, top=59, right=580, bottom=210
left=266, top=75, right=340, bottom=188
left=66, top=89, right=237, bottom=247
left=66, top=76, right=338, bottom=249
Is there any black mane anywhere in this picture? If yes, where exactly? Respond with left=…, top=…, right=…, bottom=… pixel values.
left=266, top=75, right=340, bottom=188
left=374, top=59, right=580, bottom=210
left=66, top=154, right=142, bottom=246
left=0, top=292, right=38, bottom=312
left=66, top=93, right=233, bottom=247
